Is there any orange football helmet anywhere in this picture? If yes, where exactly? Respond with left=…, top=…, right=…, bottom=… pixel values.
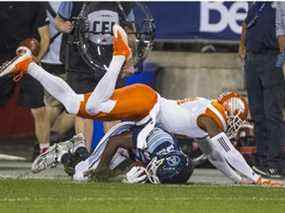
left=217, top=92, right=249, bottom=139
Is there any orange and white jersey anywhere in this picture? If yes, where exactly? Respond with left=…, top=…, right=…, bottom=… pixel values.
left=77, top=83, right=227, bottom=139
left=157, top=96, right=227, bottom=139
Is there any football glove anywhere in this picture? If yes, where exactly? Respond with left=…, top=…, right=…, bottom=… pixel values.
left=122, top=166, right=148, bottom=184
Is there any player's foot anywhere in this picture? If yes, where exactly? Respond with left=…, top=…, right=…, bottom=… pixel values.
left=256, top=177, right=283, bottom=188
left=59, top=134, right=90, bottom=177
left=112, top=24, right=132, bottom=61
left=31, top=134, right=89, bottom=174
left=56, top=133, right=89, bottom=162
left=0, top=46, right=33, bottom=78
left=31, top=143, right=59, bottom=173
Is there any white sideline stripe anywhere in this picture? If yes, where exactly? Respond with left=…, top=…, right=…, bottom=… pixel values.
left=1, top=196, right=285, bottom=202
left=0, top=154, right=26, bottom=161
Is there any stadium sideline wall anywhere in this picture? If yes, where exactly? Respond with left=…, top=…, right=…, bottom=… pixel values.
left=149, top=52, right=244, bottom=99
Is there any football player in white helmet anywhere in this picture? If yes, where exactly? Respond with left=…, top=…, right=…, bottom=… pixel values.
left=0, top=24, right=282, bottom=187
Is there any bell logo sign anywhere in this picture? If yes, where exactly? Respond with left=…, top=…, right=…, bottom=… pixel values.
left=200, top=2, right=248, bottom=34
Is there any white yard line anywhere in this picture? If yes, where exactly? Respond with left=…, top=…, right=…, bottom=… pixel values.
left=1, top=196, right=285, bottom=202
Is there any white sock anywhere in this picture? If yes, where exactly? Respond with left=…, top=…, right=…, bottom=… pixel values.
left=210, top=132, right=260, bottom=182
left=40, top=143, right=49, bottom=152
left=27, top=63, right=83, bottom=114
left=85, top=56, right=125, bottom=115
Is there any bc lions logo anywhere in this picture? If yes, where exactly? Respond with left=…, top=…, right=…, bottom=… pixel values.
left=166, top=155, right=181, bottom=167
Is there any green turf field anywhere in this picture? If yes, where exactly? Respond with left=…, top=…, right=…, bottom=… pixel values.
left=0, top=179, right=285, bottom=213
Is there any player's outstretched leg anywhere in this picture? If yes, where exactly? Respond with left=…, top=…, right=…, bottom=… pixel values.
left=0, top=47, right=83, bottom=115
left=84, top=24, right=132, bottom=115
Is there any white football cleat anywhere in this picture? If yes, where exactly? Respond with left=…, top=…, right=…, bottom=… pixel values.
left=0, top=46, right=32, bottom=78
left=57, top=133, right=87, bottom=159
left=31, top=134, right=88, bottom=174
left=31, top=144, right=59, bottom=173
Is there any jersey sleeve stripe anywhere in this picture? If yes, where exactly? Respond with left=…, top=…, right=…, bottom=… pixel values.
left=206, top=104, right=227, bottom=131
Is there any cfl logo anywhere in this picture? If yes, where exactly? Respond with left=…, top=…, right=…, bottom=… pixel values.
left=166, top=155, right=181, bottom=167
left=93, top=21, right=116, bottom=34
left=88, top=10, right=119, bottom=45
left=200, top=2, right=248, bottom=34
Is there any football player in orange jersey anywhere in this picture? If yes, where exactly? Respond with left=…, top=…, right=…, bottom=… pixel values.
left=0, top=25, right=282, bottom=187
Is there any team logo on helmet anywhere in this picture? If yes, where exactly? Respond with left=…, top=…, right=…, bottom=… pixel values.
left=166, top=155, right=181, bottom=167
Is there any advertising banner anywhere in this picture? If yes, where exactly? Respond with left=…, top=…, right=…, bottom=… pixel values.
left=147, top=2, right=249, bottom=43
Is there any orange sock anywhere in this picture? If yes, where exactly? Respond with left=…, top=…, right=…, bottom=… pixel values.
left=15, top=57, right=33, bottom=74
left=113, top=32, right=132, bottom=58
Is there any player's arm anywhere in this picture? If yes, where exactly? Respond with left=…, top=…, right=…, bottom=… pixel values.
left=197, top=114, right=262, bottom=184
left=197, top=115, right=222, bottom=138
left=55, top=15, right=74, bottom=33
left=34, top=3, right=50, bottom=62
left=93, top=133, right=134, bottom=177
left=196, top=115, right=245, bottom=183
left=37, top=25, right=50, bottom=62
left=55, top=2, right=74, bottom=33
